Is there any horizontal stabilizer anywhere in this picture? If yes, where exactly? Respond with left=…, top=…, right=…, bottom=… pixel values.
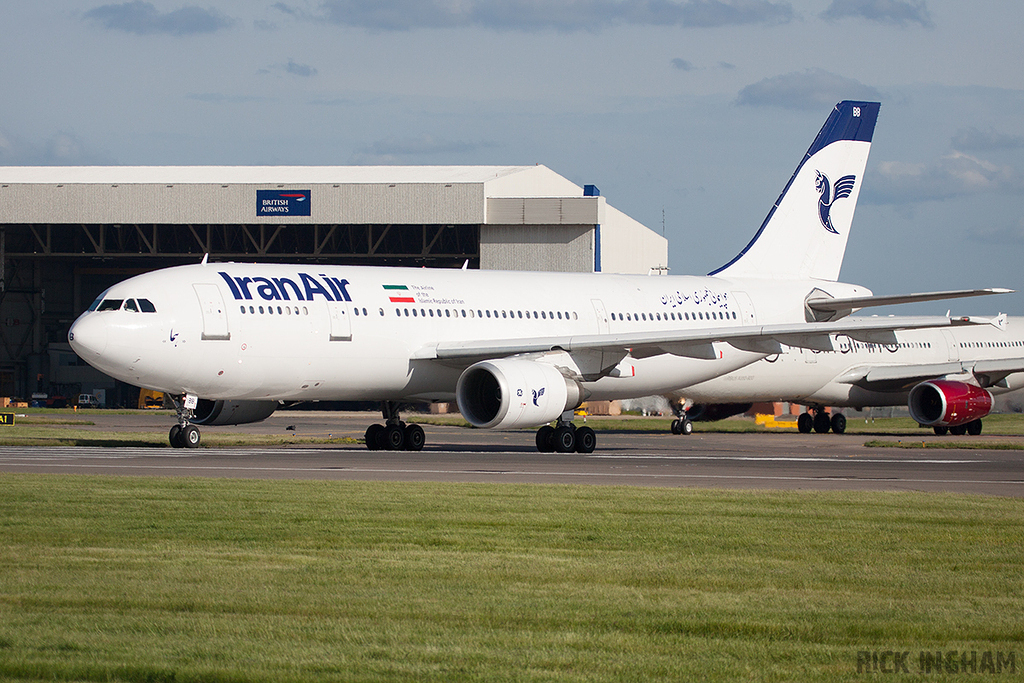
left=805, top=288, right=1013, bottom=321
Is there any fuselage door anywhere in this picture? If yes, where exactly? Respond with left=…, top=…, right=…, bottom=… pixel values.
left=328, top=300, right=352, bottom=341
left=732, top=291, right=757, bottom=325
left=194, top=283, right=230, bottom=341
left=591, top=299, right=610, bottom=334
left=941, top=330, right=959, bottom=361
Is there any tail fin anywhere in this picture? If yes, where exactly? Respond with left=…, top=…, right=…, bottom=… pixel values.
left=710, top=101, right=880, bottom=281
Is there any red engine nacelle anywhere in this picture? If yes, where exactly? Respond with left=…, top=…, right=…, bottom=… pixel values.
left=908, top=380, right=992, bottom=428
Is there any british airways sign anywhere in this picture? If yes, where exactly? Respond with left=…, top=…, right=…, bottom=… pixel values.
left=257, top=190, right=311, bottom=216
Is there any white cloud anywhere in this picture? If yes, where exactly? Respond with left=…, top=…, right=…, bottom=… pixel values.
left=307, top=0, right=795, bottom=32
left=736, top=69, right=883, bottom=110
left=820, top=0, right=933, bottom=28
left=83, top=1, right=236, bottom=35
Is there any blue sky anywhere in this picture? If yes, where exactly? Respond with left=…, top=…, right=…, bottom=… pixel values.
left=2, top=0, right=1022, bottom=314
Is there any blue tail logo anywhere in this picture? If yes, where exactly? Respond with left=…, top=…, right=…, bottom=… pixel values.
left=815, top=171, right=857, bottom=235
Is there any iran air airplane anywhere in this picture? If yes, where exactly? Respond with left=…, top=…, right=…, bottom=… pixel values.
left=67, top=101, right=1007, bottom=452
left=671, top=314, right=1024, bottom=436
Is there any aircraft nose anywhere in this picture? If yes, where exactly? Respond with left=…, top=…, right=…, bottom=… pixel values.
left=68, top=314, right=108, bottom=358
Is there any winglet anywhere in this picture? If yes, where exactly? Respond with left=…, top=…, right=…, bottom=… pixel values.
left=953, top=313, right=1009, bottom=330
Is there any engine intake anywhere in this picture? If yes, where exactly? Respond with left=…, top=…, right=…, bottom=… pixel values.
left=908, top=380, right=992, bottom=428
left=456, top=359, right=583, bottom=430
left=192, top=399, right=278, bottom=425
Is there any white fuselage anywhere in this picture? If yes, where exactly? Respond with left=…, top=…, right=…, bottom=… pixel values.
left=679, top=317, right=1024, bottom=409
left=68, top=263, right=871, bottom=404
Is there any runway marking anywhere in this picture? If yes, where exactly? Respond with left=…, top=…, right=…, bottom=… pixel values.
left=0, top=461, right=1019, bottom=487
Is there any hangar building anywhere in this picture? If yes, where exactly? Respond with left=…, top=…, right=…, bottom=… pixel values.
left=0, top=165, right=667, bottom=402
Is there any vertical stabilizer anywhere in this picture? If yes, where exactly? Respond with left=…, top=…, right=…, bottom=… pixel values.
left=710, top=101, right=880, bottom=281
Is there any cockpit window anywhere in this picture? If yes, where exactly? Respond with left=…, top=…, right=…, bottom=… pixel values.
left=124, top=299, right=139, bottom=312
left=138, top=299, right=156, bottom=313
left=97, top=299, right=124, bottom=311
left=87, top=295, right=104, bottom=312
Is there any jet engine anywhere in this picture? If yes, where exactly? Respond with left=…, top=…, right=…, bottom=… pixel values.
left=907, top=380, right=992, bottom=428
left=685, top=403, right=753, bottom=422
left=456, top=359, right=583, bottom=430
left=191, top=399, right=279, bottom=426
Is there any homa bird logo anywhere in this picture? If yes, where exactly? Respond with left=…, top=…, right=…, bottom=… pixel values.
left=815, top=171, right=856, bottom=235
left=532, top=387, right=545, bottom=406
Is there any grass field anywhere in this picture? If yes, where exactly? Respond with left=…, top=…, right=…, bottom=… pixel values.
left=0, top=475, right=1021, bottom=681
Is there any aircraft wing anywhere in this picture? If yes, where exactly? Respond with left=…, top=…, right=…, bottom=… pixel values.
left=413, top=315, right=990, bottom=366
left=836, top=356, right=1024, bottom=392
left=805, top=288, right=1013, bottom=321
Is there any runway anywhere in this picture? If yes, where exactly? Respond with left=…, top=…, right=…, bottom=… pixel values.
left=2, top=411, right=1022, bottom=496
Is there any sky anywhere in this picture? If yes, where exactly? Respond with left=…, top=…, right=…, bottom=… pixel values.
left=2, top=0, right=1022, bottom=315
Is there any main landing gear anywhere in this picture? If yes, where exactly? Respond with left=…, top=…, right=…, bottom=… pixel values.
left=797, top=408, right=846, bottom=434
left=535, top=411, right=597, bottom=453
left=168, top=394, right=201, bottom=448
left=364, top=401, right=425, bottom=451
left=932, top=419, right=983, bottom=436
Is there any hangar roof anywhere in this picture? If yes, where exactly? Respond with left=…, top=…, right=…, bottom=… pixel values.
left=0, top=165, right=580, bottom=197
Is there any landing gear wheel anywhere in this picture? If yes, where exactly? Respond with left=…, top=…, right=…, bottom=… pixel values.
left=536, top=425, right=556, bottom=453
left=365, top=424, right=384, bottom=450
left=950, top=424, right=968, bottom=436
left=933, top=426, right=949, bottom=436
left=182, top=424, right=201, bottom=448
left=966, top=419, right=983, bottom=436
left=830, top=413, right=847, bottom=434
left=575, top=426, right=597, bottom=454
left=679, top=418, right=693, bottom=435
left=404, top=423, right=425, bottom=451
left=797, top=413, right=813, bottom=434
left=383, top=423, right=405, bottom=450
left=813, top=411, right=831, bottom=434
left=169, top=424, right=184, bottom=448
left=553, top=426, right=576, bottom=453
left=671, top=419, right=681, bottom=435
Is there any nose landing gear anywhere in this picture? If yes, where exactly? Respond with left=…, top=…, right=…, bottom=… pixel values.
left=168, top=394, right=202, bottom=448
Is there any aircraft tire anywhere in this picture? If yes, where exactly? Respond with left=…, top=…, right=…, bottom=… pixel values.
left=966, top=419, right=983, bottom=436
left=384, top=424, right=405, bottom=450
left=933, top=426, right=948, bottom=436
left=365, top=424, right=384, bottom=450
left=182, top=425, right=201, bottom=448
left=830, top=413, right=847, bottom=434
left=670, top=419, right=681, bottom=435
left=813, top=412, right=831, bottom=434
left=575, top=426, right=596, bottom=453
left=169, top=424, right=184, bottom=448
left=536, top=425, right=555, bottom=452
left=404, top=423, right=425, bottom=451
left=680, top=418, right=693, bottom=435
left=950, top=424, right=968, bottom=436
left=797, top=413, right=813, bottom=434
left=553, top=426, right=576, bottom=453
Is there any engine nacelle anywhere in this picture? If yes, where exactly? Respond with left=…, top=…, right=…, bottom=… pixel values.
left=456, top=359, right=583, bottom=430
left=192, top=399, right=278, bottom=426
left=685, top=403, right=753, bottom=422
left=908, top=380, right=992, bottom=428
